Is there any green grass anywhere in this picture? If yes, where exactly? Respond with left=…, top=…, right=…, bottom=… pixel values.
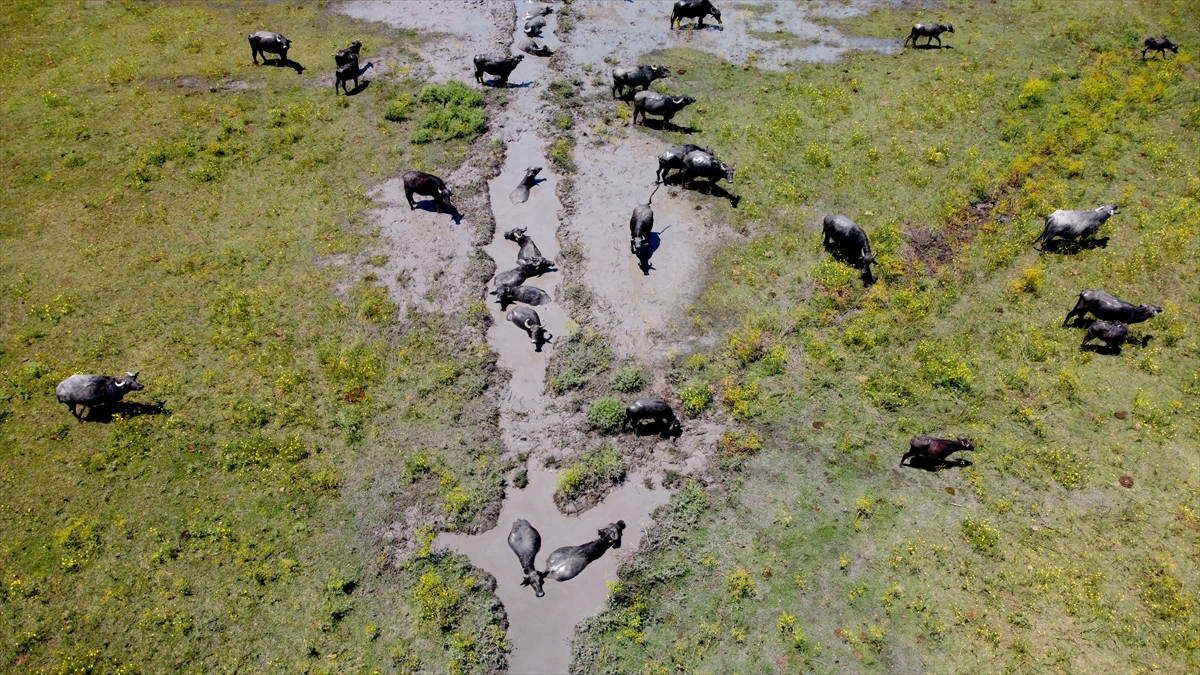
left=554, top=446, right=627, bottom=509
left=575, top=0, right=1200, bottom=672
left=611, top=364, right=647, bottom=393
left=0, top=2, right=506, bottom=672
left=586, top=395, right=627, bottom=434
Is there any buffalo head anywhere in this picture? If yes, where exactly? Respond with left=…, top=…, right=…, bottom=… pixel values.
left=504, top=227, right=527, bottom=243
left=522, top=570, right=547, bottom=597
left=118, top=372, right=144, bottom=391
left=599, top=521, right=626, bottom=548
left=711, top=5, right=723, bottom=24
left=955, top=437, right=974, bottom=450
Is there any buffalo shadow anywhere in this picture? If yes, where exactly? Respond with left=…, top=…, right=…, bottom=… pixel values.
left=75, top=400, right=167, bottom=424
left=631, top=420, right=683, bottom=440
left=900, top=455, right=972, bottom=472
left=412, top=198, right=464, bottom=225
left=1040, top=236, right=1110, bottom=254
left=261, top=57, right=305, bottom=74
left=1081, top=342, right=1124, bottom=356
left=482, top=79, right=533, bottom=89
left=634, top=118, right=698, bottom=134
left=341, top=79, right=371, bottom=96
left=680, top=180, right=740, bottom=208
left=910, top=43, right=953, bottom=50
left=636, top=227, right=669, bottom=275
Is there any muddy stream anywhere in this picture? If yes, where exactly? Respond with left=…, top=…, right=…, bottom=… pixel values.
left=341, top=1, right=895, bottom=672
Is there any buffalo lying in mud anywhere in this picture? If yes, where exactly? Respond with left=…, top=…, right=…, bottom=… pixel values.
left=56, top=372, right=144, bottom=421
left=493, top=284, right=552, bottom=311
left=1062, top=290, right=1162, bottom=327
left=508, top=306, right=551, bottom=351
left=474, top=53, right=523, bottom=87
left=510, top=166, right=543, bottom=204
left=612, top=64, right=670, bottom=99
left=1034, top=204, right=1118, bottom=251
left=492, top=267, right=531, bottom=294
left=518, top=39, right=553, bottom=57
left=523, top=16, right=547, bottom=37
left=402, top=170, right=454, bottom=213
left=626, top=398, right=683, bottom=439
left=504, top=227, right=555, bottom=274
left=899, top=436, right=974, bottom=468
left=822, top=214, right=875, bottom=279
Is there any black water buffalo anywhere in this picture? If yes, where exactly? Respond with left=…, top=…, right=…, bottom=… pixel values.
left=631, top=91, right=696, bottom=127
left=249, top=31, right=291, bottom=65
left=335, top=60, right=373, bottom=94
left=629, top=186, right=660, bottom=273
left=626, top=398, right=682, bottom=438
left=1062, top=290, right=1162, bottom=327
left=904, top=23, right=954, bottom=48
left=1143, top=36, right=1179, bottom=59
left=523, top=7, right=553, bottom=20
left=333, top=40, right=362, bottom=66
left=504, top=227, right=554, bottom=274
left=494, top=285, right=552, bottom=311
left=56, top=372, right=143, bottom=420
left=656, top=144, right=709, bottom=183
left=510, top=166, right=543, bottom=204
left=523, top=16, right=547, bottom=37
left=402, top=170, right=453, bottom=213
left=1081, top=321, right=1129, bottom=351
left=612, top=64, right=670, bottom=99
left=508, top=519, right=545, bottom=597
left=1033, top=204, right=1118, bottom=251
left=680, top=150, right=735, bottom=187
left=474, top=53, right=524, bottom=86
left=899, top=435, right=974, bottom=467
left=518, top=38, right=553, bottom=57
left=538, top=521, right=625, bottom=585
left=822, top=214, right=875, bottom=276
left=671, top=0, right=722, bottom=29
left=508, top=306, right=551, bottom=350
left=492, top=267, right=531, bottom=293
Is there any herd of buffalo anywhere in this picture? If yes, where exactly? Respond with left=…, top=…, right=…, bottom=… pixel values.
left=51, top=2, right=1185, bottom=597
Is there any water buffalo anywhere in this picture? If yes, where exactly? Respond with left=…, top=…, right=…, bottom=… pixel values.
left=671, top=0, right=722, bottom=29
left=474, top=53, right=524, bottom=87
left=508, top=519, right=545, bottom=597
left=510, top=166, right=543, bottom=204
left=1034, top=204, right=1118, bottom=251
left=612, top=64, right=670, bottom=99
left=1081, top=321, right=1128, bottom=351
left=56, top=372, right=143, bottom=420
left=333, top=40, right=362, bottom=66
left=631, top=91, right=696, bottom=128
left=904, top=23, right=954, bottom=48
left=508, top=306, right=551, bottom=350
left=822, top=214, right=875, bottom=277
left=402, top=170, right=454, bottom=213
left=249, top=31, right=291, bottom=65
left=1143, top=36, right=1179, bottom=59
left=538, top=521, right=626, bottom=585
left=518, top=38, right=553, bottom=57
left=656, top=144, right=709, bottom=183
left=523, top=7, right=553, bottom=20
left=1062, top=290, right=1162, bottom=327
left=335, top=60, right=373, bottom=95
left=899, top=435, right=973, bottom=468
left=492, top=267, right=531, bottom=293
left=493, top=285, right=552, bottom=311
left=680, top=150, right=735, bottom=187
left=523, top=16, right=547, bottom=37
left=626, top=398, right=682, bottom=438
left=504, top=227, right=555, bottom=274
left=629, top=186, right=660, bottom=273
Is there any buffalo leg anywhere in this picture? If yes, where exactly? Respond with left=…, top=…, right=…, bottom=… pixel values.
left=1062, top=299, right=1086, bottom=327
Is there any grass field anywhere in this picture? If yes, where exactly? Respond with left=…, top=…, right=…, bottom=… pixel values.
left=574, top=0, right=1200, bottom=673
left=0, top=2, right=509, bottom=673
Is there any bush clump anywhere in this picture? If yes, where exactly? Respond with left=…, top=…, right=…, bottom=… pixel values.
left=548, top=329, right=612, bottom=394
left=384, top=93, right=411, bottom=122
left=411, top=80, right=487, bottom=144
left=611, top=364, right=647, bottom=393
left=587, top=395, right=626, bottom=433
left=680, top=382, right=713, bottom=416
left=555, top=446, right=626, bottom=505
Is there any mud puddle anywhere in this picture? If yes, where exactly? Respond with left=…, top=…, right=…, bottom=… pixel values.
left=441, top=469, right=669, bottom=673
left=566, top=0, right=898, bottom=71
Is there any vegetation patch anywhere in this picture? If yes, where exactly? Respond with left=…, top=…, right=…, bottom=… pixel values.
left=554, top=446, right=627, bottom=510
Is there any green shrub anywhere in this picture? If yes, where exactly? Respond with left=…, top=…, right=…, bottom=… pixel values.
left=411, top=80, right=487, bottom=144
left=587, top=396, right=626, bottom=433
left=384, top=94, right=412, bottom=122
left=726, top=568, right=757, bottom=600
left=680, top=382, right=713, bottom=416
left=611, top=365, right=646, bottom=392
left=555, top=446, right=626, bottom=504
left=1018, top=78, right=1050, bottom=108
left=414, top=571, right=461, bottom=631
left=548, top=329, right=612, bottom=394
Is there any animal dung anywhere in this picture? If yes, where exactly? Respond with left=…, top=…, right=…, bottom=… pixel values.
left=812, top=420, right=834, bottom=429
left=1114, top=411, right=1128, bottom=420
left=1119, top=475, right=1134, bottom=488
left=945, top=486, right=956, bottom=496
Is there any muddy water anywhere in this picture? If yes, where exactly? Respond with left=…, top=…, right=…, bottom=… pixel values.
left=442, top=470, right=668, bottom=673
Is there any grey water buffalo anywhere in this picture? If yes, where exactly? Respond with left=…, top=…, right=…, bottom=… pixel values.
left=1034, top=204, right=1118, bottom=251
left=905, top=23, right=954, bottom=48
left=402, top=170, right=454, bottom=213
left=492, top=267, right=531, bottom=292
left=507, top=306, right=551, bottom=350
left=335, top=60, right=373, bottom=94
left=474, top=53, right=524, bottom=86
left=626, top=398, right=682, bottom=438
left=612, top=64, right=670, bottom=99
left=671, top=0, right=722, bottom=29
left=1143, top=36, right=1179, bottom=59
left=56, top=372, right=143, bottom=420
left=249, top=31, right=291, bottom=65
left=493, top=285, right=552, bottom=311
left=518, top=38, right=553, bottom=57
left=899, top=435, right=973, bottom=468
left=1062, top=290, right=1162, bottom=327
left=508, top=519, right=545, bottom=597
left=333, top=40, right=362, bottom=66
left=631, top=91, right=696, bottom=128
left=523, top=7, right=553, bottom=20
left=656, top=144, right=709, bottom=183
left=523, top=16, right=547, bottom=37
left=630, top=186, right=660, bottom=273
left=680, top=150, right=735, bottom=187
left=538, top=521, right=626, bottom=585
left=504, top=227, right=555, bottom=274
left=822, top=214, right=875, bottom=277
left=510, top=166, right=543, bottom=204
left=1081, top=321, right=1129, bottom=351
